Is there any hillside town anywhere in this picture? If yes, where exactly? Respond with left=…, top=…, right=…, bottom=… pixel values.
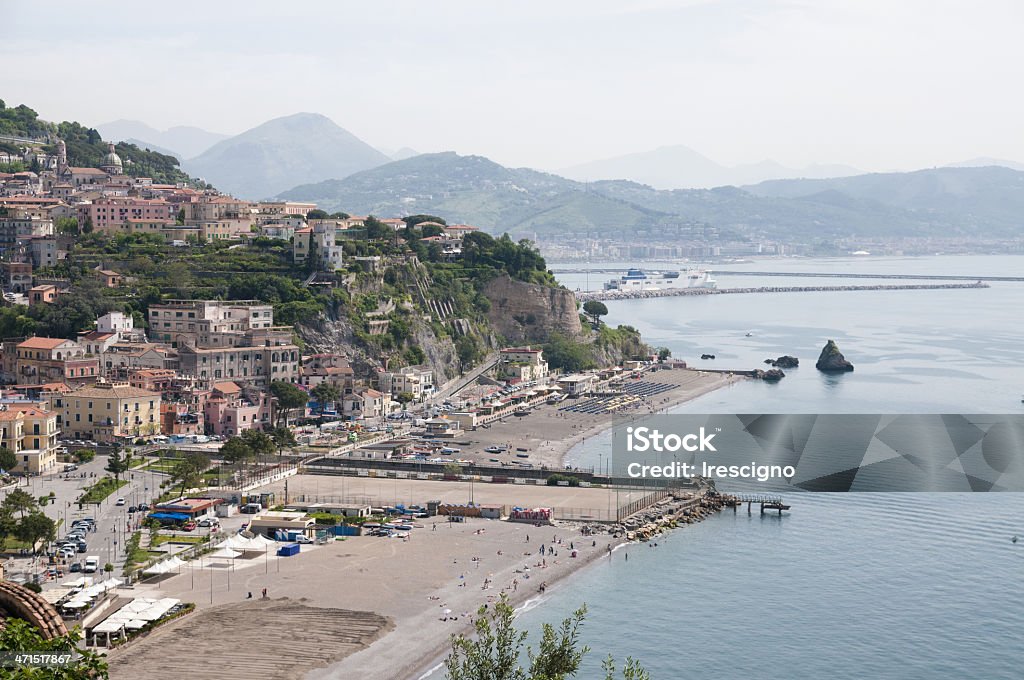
left=0, top=129, right=724, bottom=680
left=0, top=135, right=566, bottom=466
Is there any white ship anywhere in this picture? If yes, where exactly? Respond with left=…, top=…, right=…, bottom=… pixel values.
left=604, top=268, right=716, bottom=292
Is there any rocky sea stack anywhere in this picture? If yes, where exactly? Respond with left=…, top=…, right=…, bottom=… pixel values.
left=752, top=368, right=786, bottom=382
left=815, top=340, right=854, bottom=372
left=766, top=355, right=799, bottom=368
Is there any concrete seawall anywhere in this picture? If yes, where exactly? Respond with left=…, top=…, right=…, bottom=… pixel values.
left=577, top=282, right=989, bottom=302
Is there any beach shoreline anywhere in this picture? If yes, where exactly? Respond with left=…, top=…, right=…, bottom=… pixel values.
left=459, top=368, right=741, bottom=472
left=106, top=368, right=738, bottom=680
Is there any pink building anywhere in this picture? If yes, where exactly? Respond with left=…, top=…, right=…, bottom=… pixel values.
left=203, top=381, right=272, bottom=436
left=77, top=197, right=176, bottom=232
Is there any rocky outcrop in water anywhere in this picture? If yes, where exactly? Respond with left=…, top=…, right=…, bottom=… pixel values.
left=766, top=355, right=799, bottom=368
left=752, top=368, right=786, bottom=381
left=815, top=340, right=854, bottom=372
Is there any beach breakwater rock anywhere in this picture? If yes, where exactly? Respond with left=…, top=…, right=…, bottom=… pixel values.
left=815, top=340, right=854, bottom=372
left=614, top=492, right=732, bottom=541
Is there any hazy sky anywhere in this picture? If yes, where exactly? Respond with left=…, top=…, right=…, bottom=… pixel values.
left=4, top=0, right=1023, bottom=171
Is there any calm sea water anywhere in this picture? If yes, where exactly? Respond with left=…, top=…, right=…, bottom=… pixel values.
left=509, top=255, right=1024, bottom=679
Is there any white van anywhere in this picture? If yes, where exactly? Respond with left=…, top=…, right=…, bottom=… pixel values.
left=83, top=555, right=100, bottom=573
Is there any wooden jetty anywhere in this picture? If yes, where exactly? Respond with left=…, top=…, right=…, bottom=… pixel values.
left=727, top=494, right=791, bottom=515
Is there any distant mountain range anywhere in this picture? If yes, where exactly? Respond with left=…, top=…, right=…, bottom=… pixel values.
left=182, top=113, right=390, bottom=199
left=559, top=144, right=862, bottom=189
left=378, top=146, right=420, bottom=161
left=97, top=119, right=229, bottom=160
left=279, top=152, right=1024, bottom=241
left=946, top=157, right=1024, bottom=172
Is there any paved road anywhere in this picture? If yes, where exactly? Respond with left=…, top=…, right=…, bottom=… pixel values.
left=3, top=455, right=167, bottom=586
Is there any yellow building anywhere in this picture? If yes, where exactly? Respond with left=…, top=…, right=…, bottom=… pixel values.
left=56, top=382, right=162, bottom=443
left=0, top=406, right=60, bottom=474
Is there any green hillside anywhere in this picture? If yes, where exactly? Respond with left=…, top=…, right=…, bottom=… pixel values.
left=0, top=100, right=207, bottom=187
left=277, top=151, right=1024, bottom=241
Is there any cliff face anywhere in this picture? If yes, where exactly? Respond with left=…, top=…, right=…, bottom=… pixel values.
left=296, top=312, right=462, bottom=383
left=482, top=275, right=582, bottom=344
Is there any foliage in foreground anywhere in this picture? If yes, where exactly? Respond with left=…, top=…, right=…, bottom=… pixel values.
left=445, top=595, right=649, bottom=680
left=0, top=619, right=108, bottom=679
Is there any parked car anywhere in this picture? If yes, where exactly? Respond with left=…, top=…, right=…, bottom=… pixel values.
left=63, top=463, right=78, bottom=472
left=182, top=521, right=197, bottom=532
left=197, top=518, right=219, bottom=528
left=77, top=542, right=88, bottom=553
left=127, top=506, right=137, bottom=514
left=137, top=503, right=149, bottom=511
left=115, top=498, right=126, bottom=506
left=294, top=535, right=313, bottom=544
left=69, top=562, right=83, bottom=573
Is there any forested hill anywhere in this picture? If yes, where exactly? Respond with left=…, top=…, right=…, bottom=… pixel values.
left=0, top=100, right=208, bottom=187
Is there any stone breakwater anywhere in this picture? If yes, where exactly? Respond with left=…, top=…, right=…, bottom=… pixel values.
left=609, top=491, right=736, bottom=542
left=577, top=282, right=989, bottom=302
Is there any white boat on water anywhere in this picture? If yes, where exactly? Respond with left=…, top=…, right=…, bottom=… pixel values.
left=604, top=268, right=716, bottom=292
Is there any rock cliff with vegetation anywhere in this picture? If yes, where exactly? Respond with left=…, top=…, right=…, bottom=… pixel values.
left=483, top=274, right=582, bottom=344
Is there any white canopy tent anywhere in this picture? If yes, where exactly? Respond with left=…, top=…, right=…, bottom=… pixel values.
left=143, top=557, right=185, bottom=575
left=88, top=597, right=180, bottom=647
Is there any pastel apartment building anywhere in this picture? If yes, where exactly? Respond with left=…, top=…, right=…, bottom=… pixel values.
left=377, top=365, right=435, bottom=402
left=299, top=353, right=354, bottom=389
left=76, top=197, right=176, bottom=232
left=203, top=381, right=272, bottom=436
left=497, top=347, right=549, bottom=383
left=0, top=405, right=60, bottom=474
left=55, top=381, right=162, bottom=443
left=13, top=337, right=99, bottom=385
left=147, top=300, right=275, bottom=348
left=176, top=340, right=300, bottom=388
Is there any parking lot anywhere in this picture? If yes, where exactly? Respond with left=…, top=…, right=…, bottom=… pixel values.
left=2, top=453, right=170, bottom=587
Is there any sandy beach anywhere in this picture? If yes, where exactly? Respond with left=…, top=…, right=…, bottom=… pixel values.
left=423, top=368, right=739, bottom=471
left=107, top=516, right=618, bottom=680
left=106, top=368, right=736, bottom=680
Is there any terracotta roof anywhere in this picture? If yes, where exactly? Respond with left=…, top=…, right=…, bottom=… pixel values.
left=17, top=337, right=73, bottom=350
left=78, top=331, right=115, bottom=342
left=4, top=405, right=51, bottom=418
left=66, top=384, right=160, bottom=399
left=212, top=381, right=242, bottom=394
left=39, top=382, right=73, bottom=392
